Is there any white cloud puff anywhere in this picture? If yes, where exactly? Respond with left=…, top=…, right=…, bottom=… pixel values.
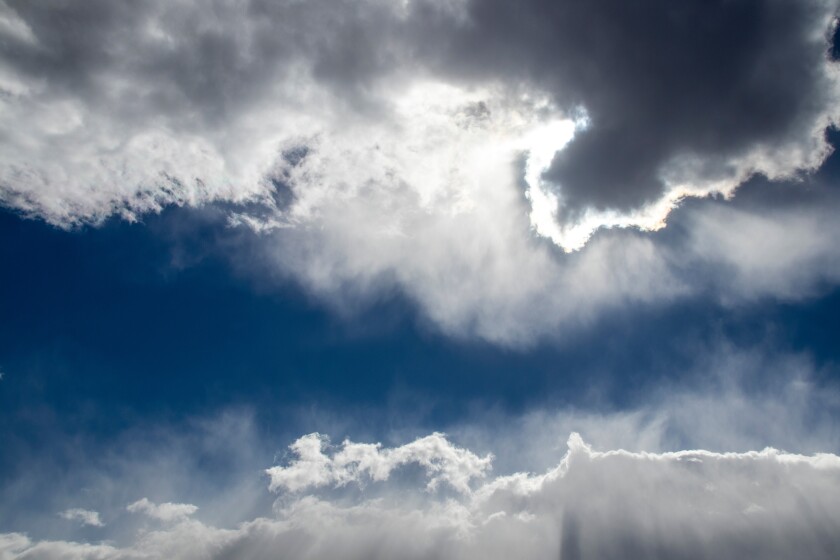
left=266, top=432, right=493, bottom=494
left=126, top=498, right=197, bottom=523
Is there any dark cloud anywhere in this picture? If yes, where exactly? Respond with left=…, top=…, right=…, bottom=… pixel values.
left=0, top=0, right=451, bottom=122
left=1, top=0, right=839, bottom=342
left=1, top=0, right=836, bottom=223
left=438, top=0, right=839, bottom=215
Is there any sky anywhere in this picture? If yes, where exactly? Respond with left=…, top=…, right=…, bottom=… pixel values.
left=2, top=0, right=840, bottom=558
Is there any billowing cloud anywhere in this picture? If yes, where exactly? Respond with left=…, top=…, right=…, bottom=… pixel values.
left=3, top=343, right=839, bottom=559
left=58, top=509, right=103, bottom=528
left=2, top=0, right=837, bottom=240
left=1, top=0, right=839, bottom=345
left=266, top=432, right=492, bottom=494
left=4, top=432, right=840, bottom=560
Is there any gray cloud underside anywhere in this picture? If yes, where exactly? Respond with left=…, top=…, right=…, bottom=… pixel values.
left=1, top=0, right=840, bottom=344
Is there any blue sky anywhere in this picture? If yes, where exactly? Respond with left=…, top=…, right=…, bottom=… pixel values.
left=2, top=1, right=840, bottom=558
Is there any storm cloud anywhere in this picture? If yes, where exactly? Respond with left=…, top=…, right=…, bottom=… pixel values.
left=452, top=0, right=840, bottom=211
left=1, top=0, right=839, bottom=344
left=1, top=0, right=837, bottom=230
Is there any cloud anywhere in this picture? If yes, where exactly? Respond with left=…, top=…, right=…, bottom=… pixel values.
left=517, top=0, right=840, bottom=223
left=4, top=432, right=840, bottom=560
left=58, top=509, right=104, bottom=528
left=0, top=0, right=478, bottom=226
left=447, top=345, right=840, bottom=475
left=126, top=498, right=197, bottom=523
left=0, top=533, right=124, bottom=560
left=266, top=432, right=492, bottom=494
left=3, top=342, right=840, bottom=559
left=682, top=199, right=840, bottom=301
left=1, top=0, right=840, bottom=344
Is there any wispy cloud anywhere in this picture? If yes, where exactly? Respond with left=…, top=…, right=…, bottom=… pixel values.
left=58, top=508, right=104, bottom=528
left=126, top=498, right=197, bottom=523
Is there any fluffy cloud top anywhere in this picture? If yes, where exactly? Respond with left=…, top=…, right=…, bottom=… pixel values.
left=266, top=432, right=492, bottom=494
left=4, top=432, right=840, bottom=560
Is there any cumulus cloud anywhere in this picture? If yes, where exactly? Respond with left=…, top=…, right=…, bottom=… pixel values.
left=4, top=433, right=840, bottom=560
left=126, top=498, right=197, bottom=523
left=1, top=0, right=840, bottom=345
left=58, top=509, right=103, bottom=528
left=266, top=432, right=492, bottom=494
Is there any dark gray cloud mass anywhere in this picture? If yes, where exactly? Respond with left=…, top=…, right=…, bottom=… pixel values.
left=443, top=0, right=839, bottom=215
left=1, top=0, right=839, bottom=343
left=2, top=0, right=836, bottom=216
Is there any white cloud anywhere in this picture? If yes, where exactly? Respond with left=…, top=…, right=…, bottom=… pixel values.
left=266, top=432, right=492, bottom=494
left=4, top=345, right=840, bottom=559
left=126, top=498, right=197, bottom=523
left=58, top=509, right=104, bottom=528
left=0, top=532, right=124, bottom=560
left=4, top=432, right=840, bottom=560
left=684, top=201, right=840, bottom=302
left=1, top=0, right=836, bottom=247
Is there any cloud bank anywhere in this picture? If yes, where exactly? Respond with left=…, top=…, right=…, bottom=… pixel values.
left=4, top=432, right=840, bottom=560
left=4, top=344, right=839, bottom=559
left=1, top=0, right=837, bottom=238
